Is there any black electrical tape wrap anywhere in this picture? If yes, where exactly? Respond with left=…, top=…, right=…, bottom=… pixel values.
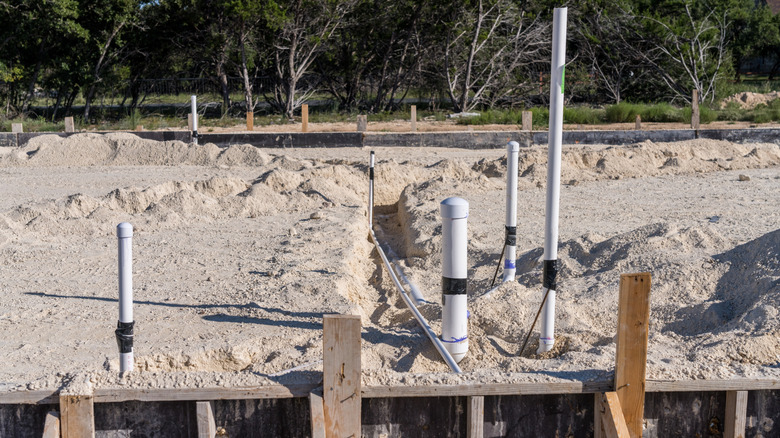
left=192, top=130, right=198, bottom=138
left=505, top=226, right=517, bottom=246
left=369, top=168, right=374, bottom=180
left=115, top=321, right=134, bottom=354
left=442, top=277, right=467, bottom=295
left=542, top=259, right=558, bottom=290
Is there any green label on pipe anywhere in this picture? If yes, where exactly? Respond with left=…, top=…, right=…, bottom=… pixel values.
left=561, top=66, right=565, bottom=95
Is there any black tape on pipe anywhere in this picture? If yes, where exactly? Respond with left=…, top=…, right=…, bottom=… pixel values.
left=369, top=168, right=374, bottom=180
left=115, top=321, right=134, bottom=354
left=542, top=259, right=558, bottom=290
left=442, top=277, right=467, bottom=295
left=192, top=130, right=198, bottom=139
left=505, top=226, right=517, bottom=246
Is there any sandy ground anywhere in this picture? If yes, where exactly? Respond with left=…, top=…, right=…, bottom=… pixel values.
left=0, top=133, right=778, bottom=395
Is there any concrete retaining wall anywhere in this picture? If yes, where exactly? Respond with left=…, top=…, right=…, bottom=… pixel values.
left=2, top=128, right=780, bottom=149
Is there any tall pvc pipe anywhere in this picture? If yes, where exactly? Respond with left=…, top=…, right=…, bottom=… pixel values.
left=441, top=197, right=469, bottom=363
left=369, top=151, right=374, bottom=227
left=539, top=7, right=567, bottom=354
left=116, top=222, right=134, bottom=373
left=503, top=141, right=520, bottom=282
left=191, top=95, right=198, bottom=145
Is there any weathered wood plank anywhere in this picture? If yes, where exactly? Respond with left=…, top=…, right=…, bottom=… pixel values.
left=60, top=395, right=95, bottom=438
left=246, top=112, right=254, bottom=131
left=467, top=396, right=484, bottom=438
left=309, top=389, right=326, bottom=438
left=42, top=410, right=60, bottom=438
left=323, top=314, right=361, bottom=438
left=64, top=117, right=75, bottom=133
left=302, top=104, right=309, bottom=133
left=410, top=105, right=417, bottom=132
left=645, top=379, right=779, bottom=393
left=594, top=393, right=605, bottom=438
left=196, top=401, right=216, bottom=438
left=615, top=272, right=651, bottom=438
left=725, top=390, right=747, bottom=438
left=600, top=392, right=630, bottom=438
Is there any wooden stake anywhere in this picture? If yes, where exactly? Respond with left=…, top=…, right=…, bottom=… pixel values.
left=635, top=115, right=641, bottom=130
left=594, top=393, right=605, bottom=438
left=724, top=390, right=748, bottom=438
left=135, top=125, right=143, bottom=131
left=11, top=123, right=22, bottom=133
left=42, top=411, right=60, bottom=438
left=196, top=401, right=217, bottom=438
left=323, top=314, right=361, bottom=438
left=615, top=273, right=651, bottom=438
left=309, top=389, right=326, bottom=438
left=357, top=115, right=367, bottom=132
left=302, top=104, right=309, bottom=132
left=467, top=396, right=484, bottom=438
left=60, top=395, right=95, bottom=438
left=522, top=111, right=532, bottom=131
left=188, top=113, right=193, bottom=131
left=410, top=105, right=417, bottom=132
left=64, top=117, right=75, bottom=133
left=246, top=112, right=254, bottom=131
left=599, top=392, right=631, bottom=438
left=691, top=90, right=700, bottom=130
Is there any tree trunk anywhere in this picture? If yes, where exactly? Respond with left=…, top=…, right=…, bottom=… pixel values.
left=21, top=44, right=44, bottom=115
left=50, top=87, right=64, bottom=122
left=239, top=24, right=254, bottom=112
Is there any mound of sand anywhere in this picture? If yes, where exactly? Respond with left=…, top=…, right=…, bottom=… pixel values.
left=0, top=136, right=778, bottom=393
left=721, top=91, right=780, bottom=109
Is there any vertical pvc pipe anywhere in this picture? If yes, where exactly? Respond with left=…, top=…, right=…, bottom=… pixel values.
left=441, top=197, right=469, bottom=363
left=116, top=222, right=134, bottom=373
left=539, top=7, right=567, bottom=354
left=503, top=141, right=520, bottom=282
left=191, top=95, right=199, bottom=145
left=369, top=151, right=375, bottom=228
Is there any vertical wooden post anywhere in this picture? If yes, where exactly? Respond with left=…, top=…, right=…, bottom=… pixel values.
left=188, top=113, right=193, bottom=131
left=691, top=89, right=700, bottom=130
left=42, top=411, right=60, bottom=438
left=594, top=393, right=605, bottom=438
left=634, top=115, right=641, bottom=130
left=615, top=272, right=651, bottom=438
left=196, top=401, right=217, bottom=438
left=60, top=395, right=95, bottom=438
left=135, top=125, right=143, bottom=131
left=309, top=389, right=326, bottom=438
left=467, top=396, right=484, bottom=438
left=599, top=392, right=631, bottom=438
left=522, top=111, right=532, bottom=131
left=323, top=314, right=361, bottom=438
left=724, top=390, right=748, bottom=438
left=64, top=117, right=75, bottom=133
left=246, top=112, right=254, bottom=131
left=357, top=115, right=367, bottom=132
left=410, top=105, right=417, bottom=132
left=302, top=104, right=309, bottom=132
left=11, top=123, right=22, bottom=133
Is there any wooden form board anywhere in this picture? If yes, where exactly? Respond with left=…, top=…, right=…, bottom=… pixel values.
left=60, top=395, right=95, bottom=438
left=724, top=390, right=748, bottom=438
left=615, top=272, right=651, bottom=438
left=323, top=314, right=361, bottom=438
left=467, top=396, right=484, bottom=438
left=599, top=392, right=630, bottom=438
left=196, top=401, right=216, bottom=438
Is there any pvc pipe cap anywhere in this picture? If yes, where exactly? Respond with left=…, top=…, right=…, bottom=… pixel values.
left=507, top=141, right=520, bottom=152
left=117, top=222, right=133, bottom=238
left=440, top=197, right=469, bottom=219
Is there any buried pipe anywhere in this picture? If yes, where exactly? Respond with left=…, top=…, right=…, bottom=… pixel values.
left=116, top=222, right=134, bottom=373
left=374, top=223, right=428, bottom=305
left=441, top=197, right=469, bottom=363
left=538, top=7, right=567, bottom=354
left=191, top=95, right=199, bottom=145
left=503, top=141, right=520, bottom=282
left=368, top=152, right=462, bottom=373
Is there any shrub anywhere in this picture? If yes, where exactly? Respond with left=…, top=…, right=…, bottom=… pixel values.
left=605, top=102, right=641, bottom=123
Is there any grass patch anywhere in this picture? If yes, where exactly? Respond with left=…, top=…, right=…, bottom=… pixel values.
left=1, top=117, right=65, bottom=132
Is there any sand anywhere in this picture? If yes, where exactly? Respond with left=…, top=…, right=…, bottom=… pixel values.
left=0, top=133, right=778, bottom=395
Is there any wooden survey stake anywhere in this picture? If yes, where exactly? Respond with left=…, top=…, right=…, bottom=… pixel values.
left=11, top=123, right=22, bottom=133
left=302, top=104, right=309, bottom=132
left=64, top=117, right=75, bottom=133
left=60, top=395, right=95, bottom=438
left=42, top=411, right=60, bottom=438
left=635, top=115, right=641, bottom=130
left=522, top=111, right=532, bottom=131
left=309, top=389, right=326, bottom=438
left=357, top=115, right=367, bottom=132
left=467, top=396, right=484, bottom=438
left=196, top=401, right=216, bottom=438
left=615, top=272, right=651, bottom=438
left=410, top=105, right=417, bottom=132
left=724, top=390, right=748, bottom=438
left=323, top=314, right=361, bottom=438
left=246, top=112, right=254, bottom=131
left=691, top=90, right=700, bottom=130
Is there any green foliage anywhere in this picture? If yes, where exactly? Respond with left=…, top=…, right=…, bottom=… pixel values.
left=563, top=107, right=604, bottom=124
left=605, top=102, right=642, bottom=123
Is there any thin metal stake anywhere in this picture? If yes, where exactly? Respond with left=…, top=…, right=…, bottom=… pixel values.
left=490, top=244, right=507, bottom=288
left=518, top=286, right=552, bottom=356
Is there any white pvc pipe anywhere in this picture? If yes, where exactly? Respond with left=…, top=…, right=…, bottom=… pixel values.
left=503, top=141, right=520, bottom=282
left=539, top=7, right=567, bottom=354
left=190, top=95, right=198, bottom=145
left=441, top=197, right=469, bottom=363
left=369, top=151, right=375, bottom=227
left=117, top=222, right=134, bottom=373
